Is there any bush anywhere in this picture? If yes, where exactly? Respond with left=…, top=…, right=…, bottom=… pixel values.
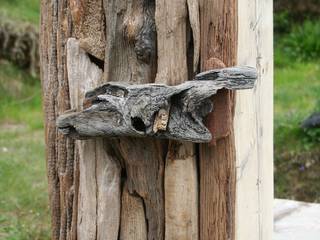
left=275, top=0, right=320, bottom=20
left=276, top=21, right=320, bottom=62
left=274, top=11, right=292, bottom=34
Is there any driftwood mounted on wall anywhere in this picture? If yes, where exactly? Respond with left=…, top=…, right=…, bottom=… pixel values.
left=57, top=66, right=257, bottom=142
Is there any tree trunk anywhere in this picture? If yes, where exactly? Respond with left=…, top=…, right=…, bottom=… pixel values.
left=40, top=0, right=273, bottom=240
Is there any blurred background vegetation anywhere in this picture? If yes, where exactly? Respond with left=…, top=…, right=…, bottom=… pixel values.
left=0, top=0, right=319, bottom=239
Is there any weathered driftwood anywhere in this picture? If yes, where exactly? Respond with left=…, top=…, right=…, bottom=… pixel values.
left=57, top=66, right=257, bottom=143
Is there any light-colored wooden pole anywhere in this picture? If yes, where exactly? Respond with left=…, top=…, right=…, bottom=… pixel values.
left=235, top=0, right=273, bottom=239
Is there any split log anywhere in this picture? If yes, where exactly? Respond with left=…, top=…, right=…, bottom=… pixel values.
left=120, top=183, right=147, bottom=240
left=155, top=0, right=199, bottom=238
left=70, top=0, right=106, bottom=60
left=57, top=66, right=257, bottom=142
left=102, top=1, right=165, bottom=239
left=199, top=0, right=238, bottom=239
left=66, top=38, right=121, bottom=240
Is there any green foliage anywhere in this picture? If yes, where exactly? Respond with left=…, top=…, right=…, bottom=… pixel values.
left=0, top=60, right=43, bottom=130
left=276, top=21, right=320, bottom=62
left=275, top=62, right=320, bottom=151
left=0, top=0, right=39, bottom=25
left=0, top=61, right=49, bottom=239
left=302, top=127, right=320, bottom=147
left=274, top=11, right=292, bottom=34
left=274, top=61, right=320, bottom=201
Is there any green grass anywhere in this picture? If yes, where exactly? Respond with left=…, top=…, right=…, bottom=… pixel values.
left=274, top=60, right=320, bottom=202
left=275, top=62, right=320, bottom=153
left=0, top=129, right=50, bottom=240
left=0, top=0, right=39, bottom=25
left=0, top=60, right=43, bottom=130
left=0, top=60, right=50, bottom=239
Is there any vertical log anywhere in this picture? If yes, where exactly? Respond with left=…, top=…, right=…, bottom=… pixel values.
left=199, top=0, right=238, bottom=240
left=40, top=1, right=76, bottom=240
left=66, top=39, right=121, bottom=240
left=155, top=0, right=199, bottom=239
left=103, top=1, right=164, bottom=239
left=235, top=0, right=273, bottom=239
left=120, top=184, right=147, bottom=240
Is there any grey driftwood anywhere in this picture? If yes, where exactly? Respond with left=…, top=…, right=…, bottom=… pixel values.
left=57, top=66, right=257, bottom=143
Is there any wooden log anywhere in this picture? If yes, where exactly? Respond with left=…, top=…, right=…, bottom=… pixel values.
left=235, top=0, right=273, bottom=239
left=70, top=0, right=106, bottom=60
left=155, top=0, right=199, bottom=239
left=199, top=0, right=238, bottom=240
left=102, top=1, right=164, bottom=239
left=40, top=1, right=76, bottom=239
left=120, top=183, right=147, bottom=240
left=66, top=38, right=121, bottom=240
left=57, top=66, right=257, bottom=142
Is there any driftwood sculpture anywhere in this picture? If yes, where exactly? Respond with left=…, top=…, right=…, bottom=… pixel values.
left=57, top=66, right=257, bottom=143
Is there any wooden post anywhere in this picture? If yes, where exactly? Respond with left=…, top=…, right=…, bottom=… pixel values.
left=235, top=0, right=273, bottom=239
left=40, top=0, right=273, bottom=240
left=199, top=1, right=237, bottom=239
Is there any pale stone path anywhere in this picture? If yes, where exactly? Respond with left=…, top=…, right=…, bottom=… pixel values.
left=274, top=199, right=320, bottom=240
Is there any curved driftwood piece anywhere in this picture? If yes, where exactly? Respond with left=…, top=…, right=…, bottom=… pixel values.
left=57, top=66, right=257, bottom=143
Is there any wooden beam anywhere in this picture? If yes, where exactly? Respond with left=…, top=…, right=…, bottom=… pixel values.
left=155, top=0, right=199, bottom=239
left=67, top=39, right=121, bottom=240
left=103, top=1, right=165, bottom=239
left=120, top=183, right=147, bottom=240
left=235, top=0, right=273, bottom=239
left=199, top=0, right=238, bottom=240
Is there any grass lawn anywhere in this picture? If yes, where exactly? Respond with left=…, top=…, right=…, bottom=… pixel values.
left=0, top=60, right=50, bottom=239
left=0, top=0, right=39, bottom=25
left=275, top=62, right=320, bottom=152
left=275, top=61, right=320, bottom=202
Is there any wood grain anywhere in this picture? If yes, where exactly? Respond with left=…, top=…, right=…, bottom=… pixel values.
left=120, top=183, right=147, bottom=240
left=155, top=0, right=199, bottom=239
left=40, top=1, right=76, bottom=239
left=102, top=1, right=164, bottom=239
left=66, top=38, right=121, bottom=240
left=199, top=0, right=238, bottom=240
left=70, top=0, right=106, bottom=60
left=234, top=0, right=273, bottom=239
